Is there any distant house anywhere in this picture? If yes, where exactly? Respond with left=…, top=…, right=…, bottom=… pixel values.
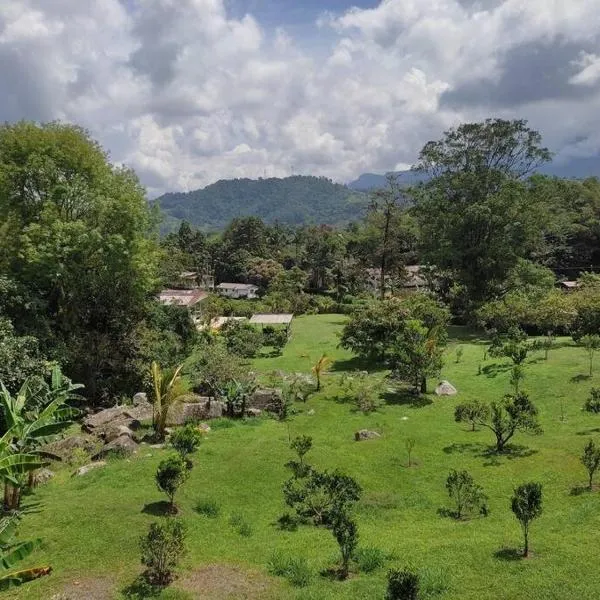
left=216, top=283, right=259, bottom=299
left=157, top=289, right=208, bottom=308
left=171, top=271, right=215, bottom=291
left=365, top=265, right=428, bottom=295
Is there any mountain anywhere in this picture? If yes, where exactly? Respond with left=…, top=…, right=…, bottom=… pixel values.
left=348, top=170, right=425, bottom=191
left=155, top=175, right=367, bottom=231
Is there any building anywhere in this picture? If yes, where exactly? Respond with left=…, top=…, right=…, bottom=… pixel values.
left=216, top=283, right=259, bottom=299
left=249, top=313, right=294, bottom=333
left=365, top=265, right=428, bottom=295
left=157, top=289, right=208, bottom=308
left=558, top=280, right=580, bottom=292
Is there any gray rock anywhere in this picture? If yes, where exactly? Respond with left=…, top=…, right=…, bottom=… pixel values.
left=166, top=398, right=225, bottom=425
left=104, top=425, right=134, bottom=443
left=93, top=435, right=138, bottom=459
left=248, top=388, right=283, bottom=413
left=354, top=430, right=381, bottom=441
left=435, top=380, right=457, bottom=396
left=246, top=408, right=262, bottom=417
left=198, top=423, right=211, bottom=433
left=33, top=468, right=54, bottom=486
left=133, top=392, right=148, bottom=406
left=41, top=435, right=99, bottom=461
left=83, top=403, right=151, bottom=437
left=74, top=461, right=107, bottom=476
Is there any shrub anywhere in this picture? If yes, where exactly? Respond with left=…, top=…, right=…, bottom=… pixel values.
left=194, top=498, right=220, bottom=518
left=454, top=401, right=489, bottom=431
left=229, top=513, right=253, bottom=537
left=581, top=439, right=600, bottom=491
left=156, top=455, right=190, bottom=513
left=583, top=388, right=600, bottom=413
left=420, top=566, right=450, bottom=597
left=386, top=568, right=420, bottom=600
left=221, top=321, right=264, bottom=358
left=331, top=512, right=358, bottom=579
left=140, top=519, right=186, bottom=586
left=354, top=547, right=387, bottom=573
left=445, top=470, right=488, bottom=519
left=170, top=423, right=203, bottom=460
left=511, top=482, right=543, bottom=557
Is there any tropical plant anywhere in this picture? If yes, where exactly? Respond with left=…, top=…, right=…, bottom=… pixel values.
left=312, top=354, right=332, bottom=392
left=220, top=378, right=258, bottom=418
left=386, top=568, right=420, bottom=600
left=150, top=362, right=188, bottom=440
left=581, top=440, right=600, bottom=491
left=511, top=482, right=543, bottom=558
left=0, top=515, right=51, bottom=591
left=155, top=455, right=190, bottom=513
left=140, top=519, right=186, bottom=586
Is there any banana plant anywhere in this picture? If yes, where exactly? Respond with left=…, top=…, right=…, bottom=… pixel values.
left=150, top=362, right=189, bottom=440
left=0, top=514, right=50, bottom=590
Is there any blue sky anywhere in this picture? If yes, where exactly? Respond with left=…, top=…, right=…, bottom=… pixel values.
left=1, top=0, right=599, bottom=195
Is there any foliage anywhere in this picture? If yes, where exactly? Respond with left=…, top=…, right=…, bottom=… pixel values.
left=454, top=401, right=490, bottom=431
left=228, top=513, right=253, bottom=537
left=149, top=362, right=188, bottom=440
left=405, top=438, right=416, bottom=468
left=386, top=568, right=420, bottom=600
left=155, top=455, right=190, bottom=513
left=583, top=388, right=600, bottom=414
left=221, top=378, right=258, bottom=418
left=354, top=547, right=388, bottom=573
left=139, top=519, right=186, bottom=587
left=267, top=551, right=313, bottom=587
left=331, top=511, right=358, bottom=579
left=262, top=326, right=288, bottom=354
left=312, top=354, right=331, bottom=391
left=445, top=470, right=488, bottom=519
left=511, top=482, right=543, bottom=558
left=282, top=373, right=316, bottom=404
left=579, top=335, right=600, bottom=377
left=194, top=498, right=220, bottom=518
left=339, top=371, right=383, bottom=414
left=220, top=320, right=264, bottom=358
left=581, top=440, right=600, bottom=491
left=169, top=424, right=203, bottom=460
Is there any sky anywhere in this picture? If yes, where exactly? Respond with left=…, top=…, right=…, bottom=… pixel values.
left=1, top=0, right=599, bottom=197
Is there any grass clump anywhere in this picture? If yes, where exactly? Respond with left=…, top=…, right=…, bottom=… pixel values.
left=267, top=551, right=313, bottom=587
left=194, top=498, right=220, bottom=518
left=229, top=513, right=253, bottom=537
left=354, top=546, right=388, bottom=573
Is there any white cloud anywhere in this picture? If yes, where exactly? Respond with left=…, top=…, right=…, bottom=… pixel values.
left=0, top=0, right=599, bottom=197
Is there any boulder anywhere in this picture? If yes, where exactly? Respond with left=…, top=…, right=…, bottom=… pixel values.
left=354, top=430, right=381, bottom=441
left=166, top=398, right=225, bottom=425
left=104, top=425, right=134, bottom=443
left=198, top=423, right=211, bottom=434
left=33, top=468, right=54, bottom=486
left=41, top=435, right=99, bottom=462
left=74, top=461, right=107, bottom=476
left=435, top=381, right=457, bottom=396
left=133, top=392, right=148, bottom=406
left=246, top=408, right=262, bottom=418
left=248, top=388, right=283, bottom=413
left=93, top=435, right=138, bottom=460
left=83, top=403, right=151, bottom=436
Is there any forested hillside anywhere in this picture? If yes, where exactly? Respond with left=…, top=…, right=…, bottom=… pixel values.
left=155, top=175, right=367, bottom=231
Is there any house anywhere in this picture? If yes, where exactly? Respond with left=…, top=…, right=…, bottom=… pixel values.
left=157, top=289, right=208, bottom=308
left=365, top=265, right=428, bottom=295
left=216, top=283, right=259, bottom=299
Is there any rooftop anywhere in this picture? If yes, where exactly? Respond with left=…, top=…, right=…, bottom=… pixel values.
left=216, top=282, right=258, bottom=290
left=249, top=313, right=294, bottom=325
left=157, top=289, right=207, bottom=307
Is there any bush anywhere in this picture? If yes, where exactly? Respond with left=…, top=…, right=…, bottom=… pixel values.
left=386, top=568, right=420, bottom=600
left=221, top=320, right=264, bottom=358
left=420, top=567, right=450, bottom=598
left=354, top=547, right=387, bottom=573
left=156, top=455, right=190, bottom=513
left=267, top=552, right=313, bottom=587
left=583, top=388, right=600, bottom=413
left=195, top=498, right=220, bottom=518
left=140, top=519, right=186, bottom=586
left=229, top=513, right=253, bottom=537
left=170, top=423, right=203, bottom=460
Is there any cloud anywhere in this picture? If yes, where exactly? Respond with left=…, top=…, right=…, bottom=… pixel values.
left=0, top=0, right=599, bottom=197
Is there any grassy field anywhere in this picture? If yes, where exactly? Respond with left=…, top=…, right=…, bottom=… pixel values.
left=8, top=314, right=600, bottom=599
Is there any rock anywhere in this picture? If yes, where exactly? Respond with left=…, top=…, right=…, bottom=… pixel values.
left=166, top=398, right=225, bottom=425
left=93, top=435, right=138, bottom=460
left=83, top=403, right=151, bottom=437
left=435, top=380, right=458, bottom=396
left=74, top=461, right=107, bottom=476
left=33, top=468, right=54, bottom=486
left=354, top=430, right=381, bottom=441
left=198, top=423, right=211, bottom=433
left=248, top=388, right=283, bottom=413
left=104, top=425, right=134, bottom=443
left=41, top=435, right=99, bottom=462
left=246, top=408, right=262, bottom=417
left=133, top=392, right=148, bottom=406
left=150, top=443, right=165, bottom=449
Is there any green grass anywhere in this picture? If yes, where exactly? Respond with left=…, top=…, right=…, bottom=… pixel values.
left=8, top=314, right=600, bottom=599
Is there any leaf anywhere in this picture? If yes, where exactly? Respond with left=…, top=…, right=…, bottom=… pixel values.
left=0, top=565, right=51, bottom=590
left=0, top=541, right=37, bottom=572
left=0, top=454, right=46, bottom=480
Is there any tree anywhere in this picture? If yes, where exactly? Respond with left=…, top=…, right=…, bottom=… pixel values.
left=331, top=511, right=358, bottom=580
left=511, top=482, right=543, bottom=558
left=509, top=364, right=525, bottom=394
left=0, top=515, right=51, bottom=591
left=459, top=393, right=542, bottom=452
left=583, top=388, right=600, bottom=414
left=579, top=335, right=600, bottom=377
left=581, top=440, right=600, bottom=491
left=312, top=355, right=331, bottom=392
left=150, top=362, right=188, bottom=440
left=170, top=424, right=203, bottom=463
left=386, top=568, right=420, bottom=600
left=155, top=455, right=190, bottom=513
left=389, top=319, right=443, bottom=394
left=220, top=321, right=264, bottom=358
left=140, top=519, right=186, bottom=586
left=445, top=470, right=488, bottom=519
left=412, top=119, right=551, bottom=303
left=454, top=401, right=489, bottom=431
left=0, top=122, right=160, bottom=403
left=405, top=438, right=416, bottom=467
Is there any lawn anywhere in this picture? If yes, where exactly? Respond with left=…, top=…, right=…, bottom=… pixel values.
left=7, top=314, right=600, bottom=599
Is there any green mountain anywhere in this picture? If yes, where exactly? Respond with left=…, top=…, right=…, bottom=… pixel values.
left=155, top=175, right=367, bottom=231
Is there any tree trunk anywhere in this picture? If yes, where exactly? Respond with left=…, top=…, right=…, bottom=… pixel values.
left=496, top=434, right=505, bottom=453
left=523, top=526, right=529, bottom=557
left=420, top=377, right=427, bottom=394
left=590, top=472, right=594, bottom=491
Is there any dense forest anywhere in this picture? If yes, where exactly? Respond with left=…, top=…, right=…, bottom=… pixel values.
left=156, top=175, right=368, bottom=231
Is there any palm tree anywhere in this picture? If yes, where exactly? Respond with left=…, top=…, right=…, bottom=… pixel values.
left=150, top=362, right=189, bottom=440
left=0, top=367, right=80, bottom=510
left=312, top=354, right=331, bottom=392
left=0, top=514, right=51, bottom=590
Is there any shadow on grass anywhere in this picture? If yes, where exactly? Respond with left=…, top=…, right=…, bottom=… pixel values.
left=382, top=391, right=433, bottom=408
left=481, top=363, right=512, bottom=378
left=330, top=356, right=385, bottom=373
left=570, top=485, right=591, bottom=496
left=571, top=374, right=592, bottom=383
left=575, top=428, right=600, bottom=436
left=122, top=575, right=163, bottom=599
left=447, top=326, right=488, bottom=344
left=141, top=501, right=173, bottom=516
left=443, top=442, right=537, bottom=465
left=17, top=499, right=44, bottom=516
left=494, top=548, right=523, bottom=562
left=442, top=442, right=488, bottom=455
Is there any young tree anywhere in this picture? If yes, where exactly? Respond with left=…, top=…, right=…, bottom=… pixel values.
left=511, top=482, right=543, bottom=558
left=140, top=519, right=186, bottom=586
left=286, top=435, right=313, bottom=479
left=156, top=455, right=190, bottom=514
left=170, top=424, right=203, bottom=462
left=445, top=470, right=488, bottom=519
left=150, top=362, right=188, bottom=440
left=583, top=388, right=600, bottom=414
left=460, top=393, right=542, bottom=452
left=454, top=401, right=489, bottom=431
left=581, top=440, right=600, bottom=491
left=312, top=354, right=331, bottom=392
left=580, top=335, right=600, bottom=377
left=405, top=438, right=416, bottom=468
left=509, top=364, right=525, bottom=394
left=386, top=569, right=420, bottom=600
left=331, top=511, right=358, bottom=580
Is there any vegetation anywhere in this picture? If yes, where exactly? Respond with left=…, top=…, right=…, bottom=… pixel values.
left=445, top=469, right=488, bottom=519
left=454, top=401, right=489, bottom=431
left=170, top=424, right=203, bottom=462
left=139, top=519, right=186, bottom=586
left=581, top=440, right=600, bottom=491
left=510, top=482, right=543, bottom=558
left=150, top=362, right=188, bottom=440
left=155, top=455, right=190, bottom=513
left=385, top=568, right=420, bottom=600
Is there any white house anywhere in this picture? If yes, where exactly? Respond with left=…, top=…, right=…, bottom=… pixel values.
left=215, top=283, right=259, bottom=299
